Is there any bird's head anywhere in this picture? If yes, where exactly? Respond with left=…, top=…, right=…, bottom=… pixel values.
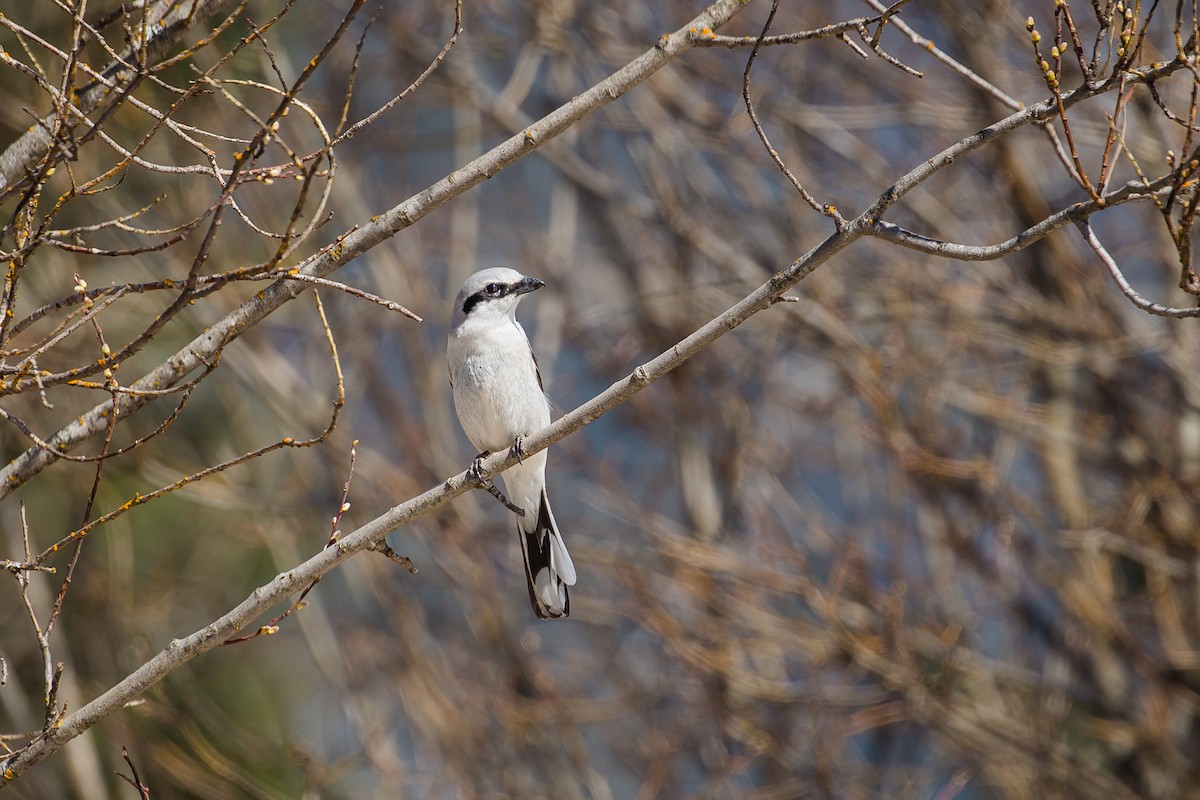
left=451, top=267, right=545, bottom=327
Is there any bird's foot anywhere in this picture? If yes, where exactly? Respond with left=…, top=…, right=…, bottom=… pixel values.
left=509, top=435, right=526, bottom=464
left=467, top=451, right=491, bottom=486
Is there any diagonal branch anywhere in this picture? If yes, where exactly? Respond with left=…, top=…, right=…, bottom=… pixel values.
left=866, top=174, right=1177, bottom=260
left=0, top=212, right=856, bottom=784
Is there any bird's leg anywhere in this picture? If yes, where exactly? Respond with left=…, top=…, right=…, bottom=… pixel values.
left=485, top=483, right=525, bottom=517
left=468, top=450, right=525, bottom=517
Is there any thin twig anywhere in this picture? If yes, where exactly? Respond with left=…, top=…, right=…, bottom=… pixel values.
left=741, top=0, right=838, bottom=222
left=113, top=747, right=151, bottom=800
left=225, top=364, right=354, bottom=647
left=693, top=16, right=874, bottom=47
left=12, top=503, right=58, bottom=734
left=331, top=0, right=462, bottom=146
left=1077, top=221, right=1200, bottom=317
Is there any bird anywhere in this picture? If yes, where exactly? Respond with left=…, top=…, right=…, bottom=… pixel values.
left=447, top=267, right=576, bottom=619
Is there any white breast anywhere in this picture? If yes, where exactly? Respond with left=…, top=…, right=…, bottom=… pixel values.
left=448, top=318, right=550, bottom=454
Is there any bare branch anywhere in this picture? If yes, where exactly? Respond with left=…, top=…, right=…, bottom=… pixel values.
left=113, top=747, right=151, bottom=800
left=741, top=0, right=839, bottom=221
left=1077, top=220, right=1200, bottom=317
left=331, top=0, right=463, bottom=146
left=867, top=175, right=1174, bottom=260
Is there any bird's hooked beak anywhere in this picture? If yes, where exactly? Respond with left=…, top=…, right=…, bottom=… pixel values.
left=512, top=276, right=545, bottom=296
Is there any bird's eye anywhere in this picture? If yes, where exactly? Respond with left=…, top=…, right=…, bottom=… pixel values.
left=485, top=283, right=502, bottom=295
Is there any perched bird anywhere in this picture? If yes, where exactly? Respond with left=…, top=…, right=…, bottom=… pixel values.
left=448, top=267, right=576, bottom=619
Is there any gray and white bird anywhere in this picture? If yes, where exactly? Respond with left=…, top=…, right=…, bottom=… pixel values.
left=448, top=267, right=576, bottom=619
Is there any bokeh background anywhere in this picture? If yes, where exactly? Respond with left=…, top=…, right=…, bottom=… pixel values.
left=3, top=1, right=1200, bottom=797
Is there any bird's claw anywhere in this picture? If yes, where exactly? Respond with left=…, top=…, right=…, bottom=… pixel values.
left=467, top=451, right=491, bottom=486
left=509, top=435, right=526, bottom=464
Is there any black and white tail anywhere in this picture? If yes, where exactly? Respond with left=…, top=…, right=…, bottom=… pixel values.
left=519, top=490, right=576, bottom=619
